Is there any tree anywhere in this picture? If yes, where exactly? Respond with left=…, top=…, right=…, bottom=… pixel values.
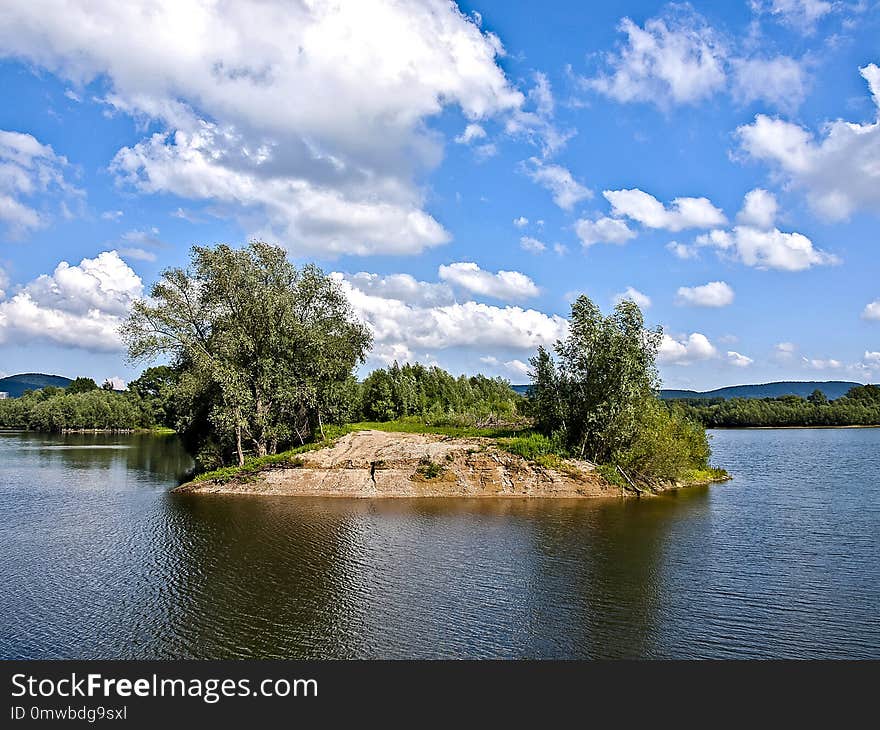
left=122, top=241, right=372, bottom=466
left=67, top=377, right=98, bottom=394
left=807, top=389, right=828, bottom=405
left=101, top=379, right=116, bottom=391
left=535, top=295, right=662, bottom=462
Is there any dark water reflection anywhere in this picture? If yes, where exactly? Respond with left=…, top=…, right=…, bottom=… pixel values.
left=1, top=429, right=878, bottom=658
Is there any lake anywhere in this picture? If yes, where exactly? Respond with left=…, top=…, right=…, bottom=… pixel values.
left=1, top=428, right=878, bottom=659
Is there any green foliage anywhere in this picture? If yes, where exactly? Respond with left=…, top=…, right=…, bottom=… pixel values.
left=415, top=457, right=445, bottom=480
left=0, top=385, right=153, bottom=431
left=614, top=400, right=710, bottom=482
left=671, top=385, right=880, bottom=427
left=525, top=295, right=716, bottom=483
left=359, top=362, right=522, bottom=425
left=499, top=432, right=559, bottom=460
left=122, top=241, right=372, bottom=468
left=66, top=377, right=99, bottom=394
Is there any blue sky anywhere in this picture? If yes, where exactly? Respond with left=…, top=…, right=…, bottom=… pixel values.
left=0, top=0, right=878, bottom=390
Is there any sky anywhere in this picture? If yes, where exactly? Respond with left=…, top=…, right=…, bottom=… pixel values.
left=0, top=0, right=878, bottom=391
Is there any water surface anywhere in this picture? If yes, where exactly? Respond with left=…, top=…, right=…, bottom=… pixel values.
left=1, top=428, right=878, bottom=658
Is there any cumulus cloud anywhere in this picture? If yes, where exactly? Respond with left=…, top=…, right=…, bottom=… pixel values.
left=575, top=216, right=636, bottom=247
left=736, top=65, right=880, bottom=220
left=802, top=356, right=843, bottom=370
left=731, top=56, right=810, bottom=113
left=0, top=0, right=525, bottom=256
left=658, top=332, right=718, bottom=365
left=585, top=10, right=727, bottom=107
left=519, top=236, right=546, bottom=254
left=513, top=216, right=529, bottom=228
left=695, top=225, right=837, bottom=271
left=675, top=281, right=735, bottom=307
left=775, top=341, right=797, bottom=359
left=863, top=299, right=880, bottom=321
left=0, top=250, right=143, bottom=351
left=726, top=350, right=754, bottom=367
left=332, top=271, right=454, bottom=308
left=612, top=286, right=651, bottom=309
left=0, top=130, right=78, bottom=238
left=584, top=6, right=811, bottom=112
left=523, top=158, right=591, bottom=210
left=737, top=188, right=778, bottom=229
left=438, top=262, right=539, bottom=301
left=331, top=272, right=568, bottom=366
left=604, top=188, right=726, bottom=232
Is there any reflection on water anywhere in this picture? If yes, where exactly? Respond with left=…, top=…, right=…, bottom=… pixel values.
left=1, top=428, right=878, bottom=658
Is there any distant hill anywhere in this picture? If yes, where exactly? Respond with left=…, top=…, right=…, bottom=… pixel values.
left=661, top=381, right=862, bottom=401
left=0, top=373, right=73, bottom=398
left=511, top=381, right=864, bottom=401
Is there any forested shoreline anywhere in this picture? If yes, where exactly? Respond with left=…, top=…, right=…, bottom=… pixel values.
left=669, top=386, right=880, bottom=428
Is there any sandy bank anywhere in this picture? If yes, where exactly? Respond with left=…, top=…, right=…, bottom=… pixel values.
left=174, top=429, right=625, bottom=498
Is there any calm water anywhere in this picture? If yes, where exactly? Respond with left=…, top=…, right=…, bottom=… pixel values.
left=1, top=428, right=878, bottom=659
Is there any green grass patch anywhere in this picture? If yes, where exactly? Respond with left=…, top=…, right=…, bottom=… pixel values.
left=415, top=457, right=445, bottom=480
left=343, top=417, right=523, bottom=439
left=679, top=466, right=730, bottom=484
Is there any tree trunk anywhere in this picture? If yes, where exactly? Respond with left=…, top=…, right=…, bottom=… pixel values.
left=317, top=409, right=325, bottom=441
left=235, top=422, right=245, bottom=467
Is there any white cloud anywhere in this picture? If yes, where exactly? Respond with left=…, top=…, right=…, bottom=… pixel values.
left=479, top=355, right=532, bottom=378
left=0, top=250, right=143, bottom=351
left=513, top=216, right=529, bottom=228
left=100, top=210, right=123, bottom=221
left=438, top=262, right=539, bottom=301
left=737, top=188, right=778, bottom=229
left=802, top=356, right=843, bottom=370
left=334, top=271, right=454, bottom=308
left=775, top=341, right=797, bottom=359
left=658, top=332, right=718, bottom=365
left=666, top=241, right=698, bottom=259
left=751, top=0, right=834, bottom=34
left=0, top=130, right=78, bottom=238
left=520, top=236, right=546, bottom=254
left=585, top=11, right=727, bottom=107
left=695, top=225, right=838, bottom=271
left=523, top=158, right=591, bottom=210
left=731, top=56, right=809, bottom=112
left=575, top=216, right=636, bottom=247
left=0, top=0, right=524, bottom=256
left=604, top=188, right=726, bottom=232
left=455, top=123, right=487, bottom=145
left=727, top=350, right=754, bottom=367
left=0, top=266, right=8, bottom=299
left=736, top=65, right=880, bottom=221
left=105, top=375, right=126, bottom=390
left=118, top=248, right=157, bottom=262
left=864, top=351, right=880, bottom=364
left=553, top=243, right=568, bottom=256
left=332, top=273, right=568, bottom=367
left=612, top=286, right=652, bottom=309
left=675, top=281, right=735, bottom=308
left=862, top=299, right=880, bottom=321
left=506, top=72, right=574, bottom=157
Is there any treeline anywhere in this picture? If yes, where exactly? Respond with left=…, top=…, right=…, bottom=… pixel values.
left=360, top=362, right=520, bottom=424
left=670, top=386, right=880, bottom=427
left=0, top=380, right=154, bottom=431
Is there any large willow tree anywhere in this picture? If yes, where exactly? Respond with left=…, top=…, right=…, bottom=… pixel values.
left=122, top=241, right=371, bottom=466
